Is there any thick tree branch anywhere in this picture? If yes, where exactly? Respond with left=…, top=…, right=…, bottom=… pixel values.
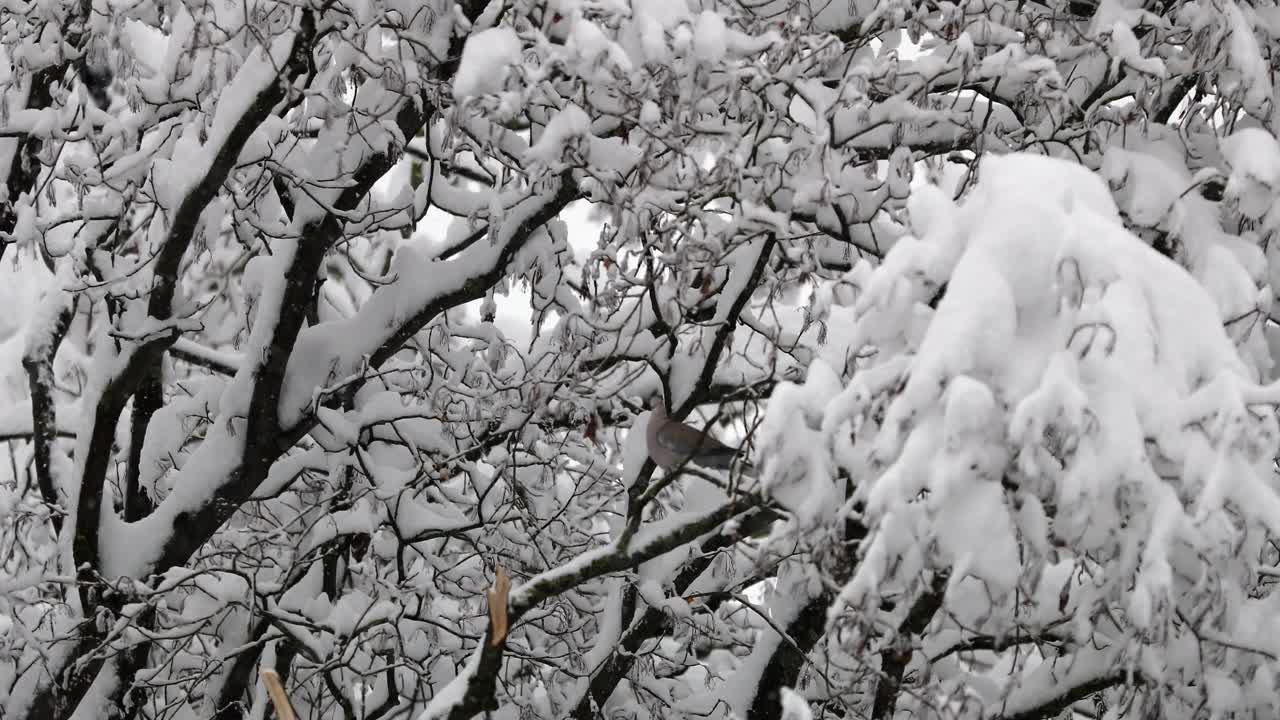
left=436, top=496, right=763, bottom=720
left=124, top=368, right=160, bottom=522
left=734, top=494, right=869, bottom=720
left=871, top=575, right=948, bottom=720
left=119, top=8, right=318, bottom=524
left=747, top=593, right=833, bottom=720
left=21, top=293, right=76, bottom=535
left=169, top=338, right=241, bottom=376
left=674, top=234, right=778, bottom=417
left=146, top=12, right=316, bottom=323
left=74, top=331, right=183, bottom=603
left=571, top=507, right=781, bottom=717
left=993, top=668, right=1131, bottom=720
left=13, top=15, right=320, bottom=720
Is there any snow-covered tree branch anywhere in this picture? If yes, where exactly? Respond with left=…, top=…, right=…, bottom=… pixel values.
left=6, top=0, right=1280, bottom=718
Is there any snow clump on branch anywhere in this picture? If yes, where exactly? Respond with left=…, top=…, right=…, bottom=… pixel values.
left=760, top=149, right=1280, bottom=716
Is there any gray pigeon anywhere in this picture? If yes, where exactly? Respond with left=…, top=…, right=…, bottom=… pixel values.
left=646, top=397, right=750, bottom=471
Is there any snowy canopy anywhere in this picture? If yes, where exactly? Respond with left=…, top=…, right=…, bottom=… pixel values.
left=7, top=0, right=1280, bottom=717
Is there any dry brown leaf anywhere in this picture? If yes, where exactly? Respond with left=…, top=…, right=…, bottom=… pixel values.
left=261, top=669, right=297, bottom=720
left=488, top=565, right=512, bottom=647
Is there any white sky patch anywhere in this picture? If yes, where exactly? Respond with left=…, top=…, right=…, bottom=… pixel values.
left=462, top=199, right=604, bottom=348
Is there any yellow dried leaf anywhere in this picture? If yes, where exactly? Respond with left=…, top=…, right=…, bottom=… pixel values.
left=488, top=566, right=512, bottom=647
left=261, top=669, right=296, bottom=720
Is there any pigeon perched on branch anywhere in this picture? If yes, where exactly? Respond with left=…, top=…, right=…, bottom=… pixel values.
left=645, top=397, right=751, bottom=472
